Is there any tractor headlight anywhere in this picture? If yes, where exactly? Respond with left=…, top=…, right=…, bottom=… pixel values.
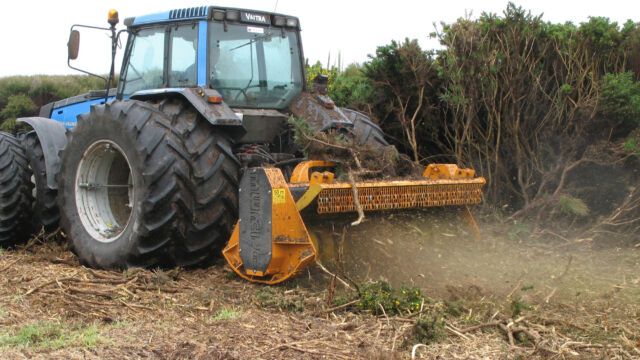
left=226, top=10, right=240, bottom=21
left=212, top=10, right=225, bottom=21
left=285, top=17, right=298, bottom=28
left=272, top=15, right=286, bottom=27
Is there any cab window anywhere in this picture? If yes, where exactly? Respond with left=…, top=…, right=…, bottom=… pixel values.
left=121, top=27, right=165, bottom=96
left=120, top=23, right=199, bottom=97
left=169, top=24, right=198, bottom=87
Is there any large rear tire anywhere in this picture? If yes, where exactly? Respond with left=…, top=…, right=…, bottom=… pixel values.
left=58, top=100, right=239, bottom=268
left=19, top=130, right=60, bottom=231
left=0, top=132, right=34, bottom=246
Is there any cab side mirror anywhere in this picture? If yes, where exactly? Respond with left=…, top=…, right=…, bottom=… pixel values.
left=68, top=30, right=80, bottom=60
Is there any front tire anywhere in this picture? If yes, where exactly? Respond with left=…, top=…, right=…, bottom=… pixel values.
left=58, top=100, right=239, bottom=268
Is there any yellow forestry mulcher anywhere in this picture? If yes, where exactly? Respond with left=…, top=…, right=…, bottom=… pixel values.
left=222, top=162, right=484, bottom=284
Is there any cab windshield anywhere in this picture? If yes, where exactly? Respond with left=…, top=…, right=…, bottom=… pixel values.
left=208, top=22, right=303, bottom=109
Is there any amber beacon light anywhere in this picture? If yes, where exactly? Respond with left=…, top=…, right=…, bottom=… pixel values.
left=108, top=9, right=119, bottom=26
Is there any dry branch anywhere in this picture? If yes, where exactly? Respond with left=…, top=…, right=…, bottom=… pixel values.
left=458, top=321, right=503, bottom=334
left=319, top=299, right=360, bottom=314
left=348, top=172, right=365, bottom=226
left=315, top=261, right=354, bottom=291
left=0, top=257, right=22, bottom=273
left=24, top=276, right=76, bottom=295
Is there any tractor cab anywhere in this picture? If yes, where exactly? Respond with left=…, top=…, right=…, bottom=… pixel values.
left=119, top=7, right=305, bottom=109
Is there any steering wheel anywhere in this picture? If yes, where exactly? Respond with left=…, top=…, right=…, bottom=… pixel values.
left=234, top=84, right=263, bottom=101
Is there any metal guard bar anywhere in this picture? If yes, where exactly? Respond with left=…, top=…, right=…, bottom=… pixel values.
left=314, top=178, right=485, bottom=214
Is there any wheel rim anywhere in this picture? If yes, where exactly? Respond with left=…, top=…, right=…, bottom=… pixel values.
left=75, top=140, right=134, bottom=243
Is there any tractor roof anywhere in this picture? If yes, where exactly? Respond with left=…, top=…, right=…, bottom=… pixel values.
left=123, top=6, right=300, bottom=29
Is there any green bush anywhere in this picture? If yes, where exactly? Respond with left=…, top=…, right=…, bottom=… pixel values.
left=410, top=315, right=447, bottom=344
left=625, top=137, right=640, bottom=153
left=0, top=94, right=36, bottom=132
left=305, top=60, right=337, bottom=93
left=357, top=281, right=425, bottom=316
left=330, top=63, right=374, bottom=108
left=599, top=72, right=640, bottom=132
left=0, top=75, right=109, bottom=133
left=557, top=195, right=590, bottom=217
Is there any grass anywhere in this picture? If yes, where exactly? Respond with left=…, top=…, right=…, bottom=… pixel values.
left=0, top=321, right=108, bottom=350
left=212, top=308, right=241, bottom=321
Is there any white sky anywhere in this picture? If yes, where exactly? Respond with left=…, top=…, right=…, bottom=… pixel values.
left=1, top=0, right=639, bottom=77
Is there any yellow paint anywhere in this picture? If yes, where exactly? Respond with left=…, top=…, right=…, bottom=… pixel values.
left=295, top=184, right=323, bottom=211
left=289, top=160, right=336, bottom=183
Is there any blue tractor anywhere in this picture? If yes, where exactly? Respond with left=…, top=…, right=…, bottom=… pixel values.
left=1, top=6, right=484, bottom=283
left=0, top=6, right=387, bottom=268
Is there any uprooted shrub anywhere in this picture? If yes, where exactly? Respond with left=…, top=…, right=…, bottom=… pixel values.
left=288, top=116, right=421, bottom=180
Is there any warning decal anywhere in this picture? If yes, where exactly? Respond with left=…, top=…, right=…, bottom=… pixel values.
left=272, top=188, right=286, bottom=204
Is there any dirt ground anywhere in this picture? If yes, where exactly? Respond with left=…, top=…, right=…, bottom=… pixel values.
left=0, top=210, right=639, bottom=359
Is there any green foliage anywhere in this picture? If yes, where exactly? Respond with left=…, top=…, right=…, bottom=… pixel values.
left=509, top=298, right=534, bottom=318
left=557, top=195, right=589, bottom=217
left=410, top=314, right=447, bottom=344
left=625, top=138, right=640, bottom=153
left=329, top=71, right=373, bottom=108
left=304, top=61, right=373, bottom=109
left=0, top=75, right=109, bottom=133
left=431, top=1, right=640, bottom=213
left=443, top=299, right=465, bottom=317
left=579, top=17, right=624, bottom=55
left=356, top=281, right=425, bottom=316
left=559, top=83, right=573, bottom=97
left=0, top=94, right=36, bottom=132
left=0, top=321, right=105, bottom=350
left=305, top=60, right=338, bottom=93
left=332, top=296, right=351, bottom=307
left=520, top=285, right=534, bottom=292
left=363, top=38, right=442, bottom=158
left=599, top=72, right=640, bottom=129
left=287, top=115, right=316, bottom=155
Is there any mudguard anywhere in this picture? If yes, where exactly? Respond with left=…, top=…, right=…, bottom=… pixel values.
left=289, top=92, right=389, bottom=147
left=16, top=117, right=68, bottom=189
left=130, top=87, right=246, bottom=138
left=289, top=92, right=354, bottom=131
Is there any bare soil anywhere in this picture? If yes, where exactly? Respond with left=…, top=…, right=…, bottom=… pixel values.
left=0, top=211, right=639, bottom=359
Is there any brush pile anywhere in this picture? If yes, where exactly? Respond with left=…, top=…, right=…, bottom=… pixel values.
left=289, top=116, right=422, bottom=180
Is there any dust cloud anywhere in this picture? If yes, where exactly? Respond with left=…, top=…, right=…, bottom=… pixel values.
left=307, top=208, right=640, bottom=304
